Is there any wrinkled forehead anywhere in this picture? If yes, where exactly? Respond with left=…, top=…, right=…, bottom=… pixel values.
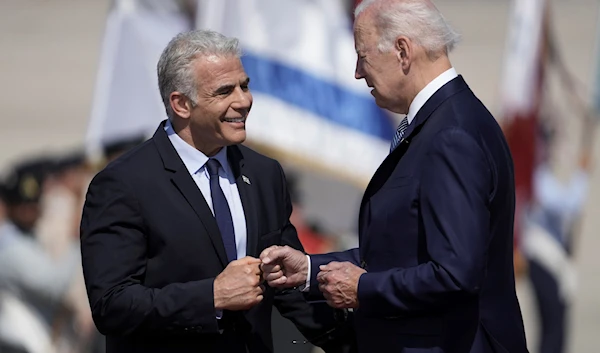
left=353, top=15, right=379, bottom=51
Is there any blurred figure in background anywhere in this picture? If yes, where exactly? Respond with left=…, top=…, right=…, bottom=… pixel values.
left=521, top=116, right=592, bottom=353
left=0, top=158, right=79, bottom=353
left=102, top=135, right=147, bottom=165
left=37, top=151, right=90, bottom=260
left=35, top=150, right=99, bottom=353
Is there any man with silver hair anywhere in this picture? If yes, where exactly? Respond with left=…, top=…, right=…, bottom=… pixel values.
left=260, top=0, right=528, bottom=352
left=80, top=29, right=352, bottom=353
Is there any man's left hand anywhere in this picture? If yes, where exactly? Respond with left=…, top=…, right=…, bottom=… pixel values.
left=317, top=261, right=366, bottom=309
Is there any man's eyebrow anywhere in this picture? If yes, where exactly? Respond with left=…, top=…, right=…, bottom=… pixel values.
left=214, top=84, right=235, bottom=94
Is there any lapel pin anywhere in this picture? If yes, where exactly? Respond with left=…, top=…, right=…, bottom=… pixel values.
left=242, top=175, right=251, bottom=185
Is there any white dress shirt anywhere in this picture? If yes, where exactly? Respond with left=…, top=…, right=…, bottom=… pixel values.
left=165, top=120, right=247, bottom=260
left=303, top=67, right=459, bottom=292
left=405, top=67, right=458, bottom=125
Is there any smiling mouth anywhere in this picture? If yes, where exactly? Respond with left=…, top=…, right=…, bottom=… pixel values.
left=223, top=117, right=246, bottom=123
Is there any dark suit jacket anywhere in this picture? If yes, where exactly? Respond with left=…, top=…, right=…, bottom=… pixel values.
left=309, top=77, right=528, bottom=353
left=80, top=121, right=350, bottom=353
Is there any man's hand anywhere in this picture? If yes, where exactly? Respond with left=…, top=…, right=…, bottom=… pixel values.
left=214, top=256, right=264, bottom=311
left=260, top=245, right=307, bottom=288
left=317, top=262, right=366, bottom=309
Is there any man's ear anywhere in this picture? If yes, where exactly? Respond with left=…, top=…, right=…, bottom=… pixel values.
left=170, top=92, right=193, bottom=119
left=395, top=36, right=412, bottom=70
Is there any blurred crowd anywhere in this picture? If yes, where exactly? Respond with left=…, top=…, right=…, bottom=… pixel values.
left=0, top=135, right=146, bottom=353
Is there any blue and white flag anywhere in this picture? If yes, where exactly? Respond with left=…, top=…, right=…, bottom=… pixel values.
left=88, top=0, right=393, bottom=184
left=86, top=0, right=191, bottom=160
left=196, top=0, right=393, bottom=185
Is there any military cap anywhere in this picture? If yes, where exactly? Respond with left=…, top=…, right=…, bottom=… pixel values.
left=1, top=157, right=54, bottom=205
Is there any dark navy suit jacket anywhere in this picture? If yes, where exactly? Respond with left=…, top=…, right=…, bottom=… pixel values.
left=309, top=77, right=528, bottom=353
left=80, top=122, right=352, bottom=353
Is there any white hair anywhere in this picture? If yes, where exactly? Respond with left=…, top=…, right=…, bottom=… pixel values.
left=355, top=0, right=461, bottom=57
left=157, top=29, right=242, bottom=119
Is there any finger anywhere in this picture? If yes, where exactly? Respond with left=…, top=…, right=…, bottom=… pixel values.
left=329, top=300, right=343, bottom=309
left=259, top=245, right=281, bottom=263
left=265, top=270, right=284, bottom=282
left=316, top=271, right=327, bottom=284
left=234, top=256, right=261, bottom=267
left=322, top=290, right=333, bottom=303
left=260, top=263, right=280, bottom=274
left=254, top=284, right=265, bottom=295
left=252, top=262, right=262, bottom=275
left=320, top=261, right=343, bottom=271
left=241, top=256, right=262, bottom=265
left=261, top=245, right=296, bottom=265
left=267, top=276, right=288, bottom=287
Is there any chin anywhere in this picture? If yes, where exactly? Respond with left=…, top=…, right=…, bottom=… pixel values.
left=226, top=133, right=247, bottom=146
left=374, top=98, right=391, bottom=111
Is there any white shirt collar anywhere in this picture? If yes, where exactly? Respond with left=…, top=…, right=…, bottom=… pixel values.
left=406, top=67, right=458, bottom=124
left=164, top=120, right=231, bottom=176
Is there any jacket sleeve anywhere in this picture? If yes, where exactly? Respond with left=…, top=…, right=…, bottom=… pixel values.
left=357, top=127, right=493, bottom=317
left=307, top=249, right=361, bottom=300
left=80, top=167, right=219, bottom=336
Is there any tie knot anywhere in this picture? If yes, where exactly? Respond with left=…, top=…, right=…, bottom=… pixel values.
left=390, top=116, right=410, bottom=153
left=398, top=116, right=409, bottom=132
left=206, top=158, right=221, bottom=177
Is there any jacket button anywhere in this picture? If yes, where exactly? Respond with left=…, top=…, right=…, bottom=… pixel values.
left=360, top=260, right=367, bottom=269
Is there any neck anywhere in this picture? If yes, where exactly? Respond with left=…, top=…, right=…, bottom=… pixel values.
left=170, top=118, right=222, bottom=157
left=405, top=55, right=452, bottom=111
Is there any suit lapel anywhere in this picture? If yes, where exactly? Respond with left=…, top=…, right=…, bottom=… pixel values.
left=152, top=121, right=228, bottom=268
left=358, top=76, right=469, bottom=253
left=228, top=146, right=260, bottom=258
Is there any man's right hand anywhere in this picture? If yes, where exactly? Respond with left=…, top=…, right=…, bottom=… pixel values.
left=214, top=256, right=264, bottom=311
left=260, top=245, right=308, bottom=288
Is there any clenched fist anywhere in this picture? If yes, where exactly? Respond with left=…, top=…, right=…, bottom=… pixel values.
left=213, top=256, right=264, bottom=311
left=259, top=245, right=308, bottom=288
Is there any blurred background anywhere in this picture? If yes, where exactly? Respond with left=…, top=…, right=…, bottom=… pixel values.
left=0, top=0, right=598, bottom=352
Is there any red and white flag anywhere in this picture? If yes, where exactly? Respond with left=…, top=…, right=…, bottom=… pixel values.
left=499, top=0, right=550, bottom=247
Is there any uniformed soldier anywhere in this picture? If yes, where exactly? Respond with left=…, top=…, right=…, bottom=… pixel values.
left=0, top=158, right=80, bottom=353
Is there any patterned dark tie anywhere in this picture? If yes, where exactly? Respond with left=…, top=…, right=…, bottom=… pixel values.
left=390, top=116, right=409, bottom=152
left=206, top=158, right=237, bottom=262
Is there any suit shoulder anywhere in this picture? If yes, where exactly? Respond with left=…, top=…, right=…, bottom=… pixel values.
left=432, top=89, right=503, bottom=142
left=236, top=144, right=281, bottom=170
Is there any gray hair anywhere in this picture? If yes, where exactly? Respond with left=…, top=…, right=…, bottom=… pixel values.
left=355, top=0, right=461, bottom=57
left=157, top=29, right=242, bottom=119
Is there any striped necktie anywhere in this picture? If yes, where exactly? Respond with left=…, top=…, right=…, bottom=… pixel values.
left=390, top=116, right=409, bottom=152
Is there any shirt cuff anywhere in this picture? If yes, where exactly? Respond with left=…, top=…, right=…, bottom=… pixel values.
left=299, top=255, right=311, bottom=292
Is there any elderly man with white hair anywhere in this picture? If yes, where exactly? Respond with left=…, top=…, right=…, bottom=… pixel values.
left=260, top=0, right=529, bottom=352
